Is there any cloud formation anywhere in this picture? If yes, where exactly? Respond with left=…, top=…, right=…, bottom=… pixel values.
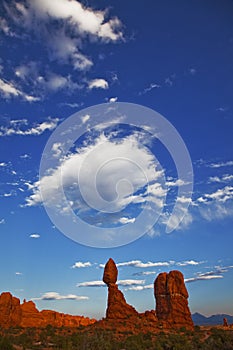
left=33, top=292, right=88, bottom=301
left=77, top=279, right=145, bottom=287
left=0, top=118, right=59, bottom=137
left=71, top=262, right=92, bottom=269
left=29, top=234, right=40, bottom=239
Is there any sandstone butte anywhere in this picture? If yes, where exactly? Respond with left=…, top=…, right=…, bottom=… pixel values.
left=0, top=258, right=194, bottom=333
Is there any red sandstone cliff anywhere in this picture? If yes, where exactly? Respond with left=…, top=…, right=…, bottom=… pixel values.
left=0, top=292, right=96, bottom=329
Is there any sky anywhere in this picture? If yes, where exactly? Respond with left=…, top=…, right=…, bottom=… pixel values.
left=0, top=0, right=233, bottom=320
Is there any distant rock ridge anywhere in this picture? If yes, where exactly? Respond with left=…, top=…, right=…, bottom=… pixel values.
left=0, top=292, right=96, bottom=329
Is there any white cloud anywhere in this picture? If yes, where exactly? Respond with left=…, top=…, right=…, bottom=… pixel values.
left=0, top=118, right=59, bottom=137
left=209, top=174, right=233, bottom=183
left=15, top=272, right=23, bottom=275
left=0, top=162, right=7, bottom=167
left=33, top=291, right=88, bottom=301
left=116, top=260, right=172, bottom=268
left=71, top=261, right=92, bottom=268
left=185, top=275, right=223, bottom=283
left=0, top=78, right=39, bottom=101
left=126, top=284, right=153, bottom=291
left=177, top=260, right=203, bottom=267
left=118, top=217, right=136, bottom=224
left=108, top=97, right=118, bottom=103
left=25, top=132, right=165, bottom=218
left=20, top=154, right=30, bottom=159
left=77, top=279, right=144, bottom=287
left=5, top=0, right=123, bottom=70
left=166, top=178, right=188, bottom=187
left=197, top=186, right=233, bottom=207
left=0, top=219, right=5, bottom=224
left=29, top=234, right=40, bottom=239
left=208, top=160, right=233, bottom=168
left=81, top=114, right=90, bottom=124
left=77, top=281, right=105, bottom=287
left=140, top=82, right=160, bottom=95
left=88, top=78, right=109, bottom=90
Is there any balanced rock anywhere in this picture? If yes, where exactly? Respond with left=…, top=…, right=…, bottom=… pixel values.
left=103, top=258, right=118, bottom=285
left=154, top=270, right=193, bottom=330
left=103, top=258, right=138, bottom=319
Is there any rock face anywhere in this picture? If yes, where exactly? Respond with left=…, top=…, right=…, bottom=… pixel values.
left=0, top=292, right=22, bottom=328
left=103, top=258, right=138, bottom=319
left=154, top=270, right=194, bottom=330
left=0, top=292, right=96, bottom=329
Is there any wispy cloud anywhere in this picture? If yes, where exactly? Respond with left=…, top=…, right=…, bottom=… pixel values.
left=208, top=160, right=233, bottom=168
left=100, top=260, right=173, bottom=269
left=126, top=284, right=153, bottom=291
left=77, top=279, right=145, bottom=287
left=139, top=82, right=160, bottom=95
left=71, top=262, right=92, bottom=269
left=208, top=174, right=233, bottom=183
left=185, top=265, right=233, bottom=283
left=33, top=292, right=88, bottom=301
left=0, top=78, right=39, bottom=101
left=0, top=117, right=59, bottom=137
left=177, top=260, right=203, bottom=267
left=0, top=219, right=5, bottom=224
left=185, top=275, right=223, bottom=283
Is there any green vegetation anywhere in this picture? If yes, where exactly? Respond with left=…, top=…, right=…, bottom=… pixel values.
left=0, top=326, right=233, bottom=349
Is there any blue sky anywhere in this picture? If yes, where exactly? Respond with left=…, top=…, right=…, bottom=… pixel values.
left=0, top=0, right=233, bottom=319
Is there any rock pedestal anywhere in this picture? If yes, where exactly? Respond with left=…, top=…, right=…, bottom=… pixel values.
left=103, top=258, right=138, bottom=319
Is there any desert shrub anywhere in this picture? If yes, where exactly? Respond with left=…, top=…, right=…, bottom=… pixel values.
left=0, top=337, right=14, bottom=350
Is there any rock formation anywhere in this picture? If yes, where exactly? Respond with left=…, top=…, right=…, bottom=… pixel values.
left=0, top=292, right=96, bottom=329
left=103, top=258, right=138, bottom=319
left=0, top=292, right=22, bottom=328
left=0, top=259, right=194, bottom=333
left=154, top=270, right=194, bottom=330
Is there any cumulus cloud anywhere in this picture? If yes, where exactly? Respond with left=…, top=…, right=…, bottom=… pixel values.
left=71, top=261, right=92, bottom=269
left=33, top=291, right=88, bottom=301
left=88, top=78, right=109, bottom=90
left=0, top=117, right=59, bottom=137
left=4, top=0, right=123, bottom=70
left=25, top=132, right=165, bottom=226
